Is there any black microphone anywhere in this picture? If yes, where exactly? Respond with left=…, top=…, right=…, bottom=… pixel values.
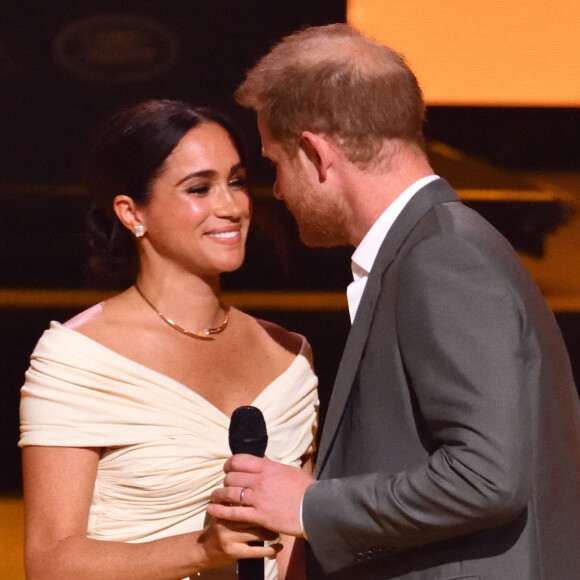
left=228, top=405, right=268, bottom=580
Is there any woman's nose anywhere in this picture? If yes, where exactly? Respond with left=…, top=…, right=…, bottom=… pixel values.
left=215, top=187, right=244, bottom=218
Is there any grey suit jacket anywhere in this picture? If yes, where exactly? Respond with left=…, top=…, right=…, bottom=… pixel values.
left=303, top=179, right=580, bottom=579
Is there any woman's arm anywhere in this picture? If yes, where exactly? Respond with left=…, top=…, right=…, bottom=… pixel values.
left=22, top=445, right=277, bottom=580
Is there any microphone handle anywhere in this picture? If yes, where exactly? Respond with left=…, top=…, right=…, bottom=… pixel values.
left=228, top=406, right=267, bottom=579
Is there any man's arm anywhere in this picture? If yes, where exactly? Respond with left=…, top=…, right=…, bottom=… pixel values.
left=301, top=234, right=534, bottom=572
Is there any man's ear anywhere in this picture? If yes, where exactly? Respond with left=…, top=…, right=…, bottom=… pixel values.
left=299, top=131, right=334, bottom=182
left=113, top=195, right=145, bottom=236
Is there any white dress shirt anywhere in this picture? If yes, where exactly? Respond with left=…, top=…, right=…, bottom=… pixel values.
left=346, top=175, right=440, bottom=323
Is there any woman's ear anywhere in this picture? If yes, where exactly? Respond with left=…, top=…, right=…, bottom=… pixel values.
left=299, top=131, right=334, bottom=182
left=113, top=195, right=146, bottom=238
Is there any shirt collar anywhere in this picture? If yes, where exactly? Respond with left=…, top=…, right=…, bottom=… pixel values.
left=350, top=175, right=440, bottom=279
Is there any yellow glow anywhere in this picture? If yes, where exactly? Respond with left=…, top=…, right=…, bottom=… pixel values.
left=347, top=0, right=580, bottom=106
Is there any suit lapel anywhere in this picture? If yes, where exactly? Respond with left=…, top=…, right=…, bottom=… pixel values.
left=315, top=179, right=459, bottom=476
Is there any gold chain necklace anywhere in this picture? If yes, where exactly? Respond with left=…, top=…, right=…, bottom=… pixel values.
left=134, top=284, right=230, bottom=341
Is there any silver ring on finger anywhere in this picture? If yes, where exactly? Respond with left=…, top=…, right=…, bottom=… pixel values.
left=239, top=487, right=246, bottom=507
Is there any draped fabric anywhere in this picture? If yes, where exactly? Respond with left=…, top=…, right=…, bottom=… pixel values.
left=20, top=322, right=319, bottom=579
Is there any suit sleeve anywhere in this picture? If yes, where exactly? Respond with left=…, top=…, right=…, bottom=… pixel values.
left=303, top=234, right=533, bottom=573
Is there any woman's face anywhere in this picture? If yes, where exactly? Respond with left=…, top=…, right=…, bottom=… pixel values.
left=138, top=121, right=251, bottom=278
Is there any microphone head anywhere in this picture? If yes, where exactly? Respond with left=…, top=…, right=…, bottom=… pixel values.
left=229, top=405, right=268, bottom=457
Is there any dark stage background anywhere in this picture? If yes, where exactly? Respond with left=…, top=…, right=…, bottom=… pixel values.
left=1, top=1, right=579, bottom=495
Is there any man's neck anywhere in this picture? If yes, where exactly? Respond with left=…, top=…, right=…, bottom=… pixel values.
left=343, top=149, right=434, bottom=247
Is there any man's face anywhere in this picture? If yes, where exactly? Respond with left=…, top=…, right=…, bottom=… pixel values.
left=257, top=112, right=349, bottom=248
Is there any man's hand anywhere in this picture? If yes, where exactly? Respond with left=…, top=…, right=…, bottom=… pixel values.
left=207, top=455, right=315, bottom=537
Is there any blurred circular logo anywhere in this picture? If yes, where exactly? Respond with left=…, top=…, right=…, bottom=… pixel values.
left=53, top=14, right=180, bottom=84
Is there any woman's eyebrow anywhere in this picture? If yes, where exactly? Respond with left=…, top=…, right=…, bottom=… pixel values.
left=175, top=169, right=217, bottom=186
left=175, top=162, right=245, bottom=187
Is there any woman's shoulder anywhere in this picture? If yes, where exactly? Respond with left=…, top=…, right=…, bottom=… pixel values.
left=251, top=315, right=309, bottom=358
left=63, top=302, right=105, bottom=332
left=63, top=289, right=134, bottom=341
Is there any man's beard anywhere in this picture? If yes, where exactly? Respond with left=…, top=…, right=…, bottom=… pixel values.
left=285, top=171, right=350, bottom=248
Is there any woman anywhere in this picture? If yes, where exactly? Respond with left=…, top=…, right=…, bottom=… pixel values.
left=19, top=99, right=318, bottom=579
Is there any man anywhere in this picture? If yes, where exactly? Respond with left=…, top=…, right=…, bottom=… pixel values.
left=208, top=23, right=580, bottom=579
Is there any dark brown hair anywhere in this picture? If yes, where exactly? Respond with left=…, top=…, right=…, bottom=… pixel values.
left=236, top=23, right=425, bottom=168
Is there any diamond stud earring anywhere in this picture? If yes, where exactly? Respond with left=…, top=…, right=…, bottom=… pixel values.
left=134, top=224, right=145, bottom=238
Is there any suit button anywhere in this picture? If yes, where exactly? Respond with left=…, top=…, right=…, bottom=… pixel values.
left=355, top=547, right=394, bottom=563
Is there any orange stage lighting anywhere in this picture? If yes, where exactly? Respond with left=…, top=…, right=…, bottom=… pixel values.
left=347, top=0, right=580, bottom=106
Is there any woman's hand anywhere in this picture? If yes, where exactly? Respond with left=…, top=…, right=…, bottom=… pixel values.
left=196, top=516, right=282, bottom=571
